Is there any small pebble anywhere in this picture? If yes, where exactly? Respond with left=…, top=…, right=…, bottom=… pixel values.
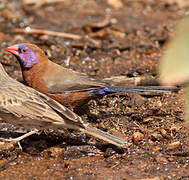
left=160, top=129, right=167, bottom=137
left=155, top=155, right=168, bottom=163
left=132, top=131, right=144, bottom=143
left=152, top=146, right=161, bottom=153
left=168, top=157, right=174, bottom=162
left=166, top=141, right=180, bottom=150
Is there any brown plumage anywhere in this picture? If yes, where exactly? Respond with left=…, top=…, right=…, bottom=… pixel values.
left=0, top=63, right=127, bottom=147
left=7, top=43, right=108, bottom=109
left=6, top=43, right=180, bottom=109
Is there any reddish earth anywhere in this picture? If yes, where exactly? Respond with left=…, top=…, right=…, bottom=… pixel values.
left=0, top=0, right=188, bottom=179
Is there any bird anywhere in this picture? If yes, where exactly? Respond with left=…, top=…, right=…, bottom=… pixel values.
left=6, top=43, right=180, bottom=110
left=0, top=62, right=127, bottom=148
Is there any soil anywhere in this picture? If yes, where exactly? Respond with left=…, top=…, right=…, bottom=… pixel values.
left=0, top=0, right=188, bottom=179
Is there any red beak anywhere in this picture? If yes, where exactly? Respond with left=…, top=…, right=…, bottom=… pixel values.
left=6, top=45, right=19, bottom=56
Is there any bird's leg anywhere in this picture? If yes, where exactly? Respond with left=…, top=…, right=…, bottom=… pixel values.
left=0, top=129, right=39, bottom=150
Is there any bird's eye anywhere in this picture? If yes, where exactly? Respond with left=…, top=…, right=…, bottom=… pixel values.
left=21, top=49, right=28, bottom=53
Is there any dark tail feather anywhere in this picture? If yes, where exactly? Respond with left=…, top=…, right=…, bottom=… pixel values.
left=87, top=86, right=180, bottom=96
left=55, top=121, right=127, bottom=147
left=81, top=126, right=127, bottom=148
left=107, top=86, right=180, bottom=93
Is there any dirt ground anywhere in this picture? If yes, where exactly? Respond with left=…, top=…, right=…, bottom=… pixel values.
left=0, top=0, right=188, bottom=179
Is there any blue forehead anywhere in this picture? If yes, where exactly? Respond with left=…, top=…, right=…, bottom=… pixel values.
left=18, top=44, right=28, bottom=50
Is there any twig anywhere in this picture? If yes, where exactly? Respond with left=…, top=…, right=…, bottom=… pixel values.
left=14, top=27, right=82, bottom=40
left=13, top=27, right=101, bottom=46
left=23, top=0, right=66, bottom=7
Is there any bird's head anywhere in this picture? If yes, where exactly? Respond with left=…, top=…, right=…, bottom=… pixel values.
left=6, top=43, right=46, bottom=68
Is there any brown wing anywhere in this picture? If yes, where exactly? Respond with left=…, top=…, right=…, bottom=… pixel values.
left=43, top=61, right=108, bottom=93
left=0, top=79, right=85, bottom=127
left=0, top=84, right=58, bottom=121
left=36, top=91, right=87, bottom=126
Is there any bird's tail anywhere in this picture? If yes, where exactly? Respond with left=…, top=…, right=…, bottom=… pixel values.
left=53, top=121, right=127, bottom=147
left=88, top=86, right=180, bottom=96
left=80, top=126, right=127, bottom=148
left=108, top=86, right=180, bottom=93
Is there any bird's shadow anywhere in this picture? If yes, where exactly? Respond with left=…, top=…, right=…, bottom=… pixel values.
left=0, top=130, right=125, bottom=157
